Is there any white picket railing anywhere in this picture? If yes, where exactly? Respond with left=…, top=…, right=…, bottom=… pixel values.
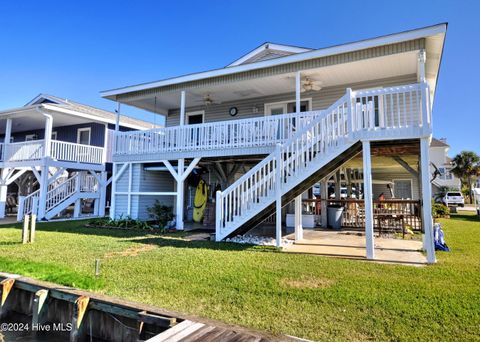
left=4, top=140, right=45, bottom=162
left=113, top=111, right=323, bottom=156
left=215, top=83, right=430, bottom=240
left=50, top=140, right=104, bottom=164
left=0, top=140, right=104, bottom=164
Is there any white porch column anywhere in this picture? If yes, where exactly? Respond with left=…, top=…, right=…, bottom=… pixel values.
left=43, top=114, right=53, bottom=158
left=115, top=103, right=121, bottom=131
left=110, top=163, right=117, bottom=219
left=420, top=137, right=436, bottom=263
left=99, top=171, right=107, bottom=217
left=0, top=168, right=10, bottom=219
left=73, top=173, right=81, bottom=218
left=275, top=144, right=282, bottom=248
left=295, top=71, right=301, bottom=113
left=37, top=165, right=49, bottom=219
left=180, top=91, right=186, bottom=126
left=176, top=159, right=185, bottom=230
left=320, top=179, right=328, bottom=228
left=0, top=119, right=11, bottom=218
left=417, top=49, right=426, bottom=82
left=294, top=195, right=303, bottom=241
left=362, top=140, right=375, bottom=259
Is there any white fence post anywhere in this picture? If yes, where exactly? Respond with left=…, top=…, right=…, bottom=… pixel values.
left=17, top=196, right=25, bottom=221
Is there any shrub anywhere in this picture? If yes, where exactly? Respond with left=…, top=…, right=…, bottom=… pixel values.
left=147, top=201, right=174, bottom=228
left=432, top=200, right=450, bottom=218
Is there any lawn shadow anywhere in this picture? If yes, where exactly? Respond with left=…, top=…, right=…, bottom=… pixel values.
left=122, top=236, right=277, bottom=253
left=445, top=213, right=480, bottom=223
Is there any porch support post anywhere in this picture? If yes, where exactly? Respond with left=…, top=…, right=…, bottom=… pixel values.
left=115, top=103, right=121, bottom=131
left=294, top=195, right=303, bottom=241
left=37, top=164, right=49, bottom=219
left=180, top=91, right=186, bottom=126
left=110, top=163, right=117, bottom=219
left=73, top=173, right=81, bottom=218
left=275, top=144, right=282, bottom=248
left=417, top=49, right=426, bottom=82
left=0, top=168, right=10, bottom=218
left=98, top=171, right=107, bottom=217
left=176, top=159, right=185, bottom=230
left=420, top=137, right=436, bottom=263
left=320, top=179, right=328, bottom=228
left=362, top=140, right=375, bottom=260
left=335, top=170, right=341, bottom=200
left=3, top=118, right=12, bottom=162
left=43, top=114, right=53, bottom=158
left=295, top=71, right=301, bottom=113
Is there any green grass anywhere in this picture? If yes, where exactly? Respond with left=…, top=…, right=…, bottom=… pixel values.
left=1, top=214, right=479, bottom=341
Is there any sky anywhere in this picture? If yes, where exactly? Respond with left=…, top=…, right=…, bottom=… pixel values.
left=0, top=0, right=479, bottom=155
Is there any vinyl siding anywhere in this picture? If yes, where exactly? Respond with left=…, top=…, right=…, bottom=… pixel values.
left=166, top=74, right=417, bottom=126
left=113, top=163, right=176, bottom=220
left=3, top=123, right=106, bottom=147
left=372, top=171, right=419, bottom=200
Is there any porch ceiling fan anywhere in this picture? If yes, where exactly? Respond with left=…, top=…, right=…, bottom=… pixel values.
left=301, top=76, right=322, bottom=92
left=203, top=94, right=221, bottom=106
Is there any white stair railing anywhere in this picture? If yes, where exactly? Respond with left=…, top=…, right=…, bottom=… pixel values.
left=216, top=93, right=351, bottom=240
left=45, top=174, right=79, bottom=213
left=18, top=190, right=40, bottom=220
left=215, top=83, right=429, bottom=241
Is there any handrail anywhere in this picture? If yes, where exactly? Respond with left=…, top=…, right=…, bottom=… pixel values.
left=113, top=110, right=323, bottom=156
left=215, top=82, right=429, bottom=240
left=1, top=139, right=104, bottom=164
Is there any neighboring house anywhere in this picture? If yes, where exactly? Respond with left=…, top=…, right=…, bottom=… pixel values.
left=0, top=94, right=155, bottom=221
left=429, top=137, right=461, bottom=195
left=102, top=23, right=447, bottom=263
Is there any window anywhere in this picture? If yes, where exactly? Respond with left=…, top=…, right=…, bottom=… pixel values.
left=186, top=111, right=204, bottom=125
left=77, top=128, right=91, bottom=145
left=51, top=131, right=57, bottom=140
left=393, top=180, right=412, bottom=199
left=25, top=134, right=38, bottom=141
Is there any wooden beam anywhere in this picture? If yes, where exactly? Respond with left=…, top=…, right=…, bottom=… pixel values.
left=392, top=156, right=419, bottom=178
left=1, top=278, right=15, bottom=306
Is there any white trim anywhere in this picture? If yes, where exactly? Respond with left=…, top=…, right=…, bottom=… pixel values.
left=264, top=98, right=312, bottom=116
left=227, top=43, right=312, bottom=67
left=186, top=110, right=205, bottom=124
left=100, top=24, right=446, bottom=98
left=77, top=127, right=91, bottom=145
left=115, top=191, right=177, bottom=196
left=393, top=178, right=413, bottom=199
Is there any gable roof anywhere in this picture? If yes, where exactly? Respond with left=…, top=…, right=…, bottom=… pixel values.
left=26, top=94, right=157, bottom=130
left=227, top=42, right=312, bottom=67
left=430, top=137, right=449, bottom=148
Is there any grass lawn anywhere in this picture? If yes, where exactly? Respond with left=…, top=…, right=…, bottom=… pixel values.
left=1, top=213, right=479, bottom=341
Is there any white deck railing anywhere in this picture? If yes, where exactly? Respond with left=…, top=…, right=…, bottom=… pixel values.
left=113, top=111, right=323, bottom=156
left=4, top=140, right=45, bottom=162
left=113, top=83, right=429, bottom=159
left=50, top=140, right=104, bottom=164
left=0, top=140, right=104, bottom=164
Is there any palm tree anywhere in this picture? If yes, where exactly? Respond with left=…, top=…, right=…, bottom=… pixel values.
left=451, top=151, right=480, bottom=203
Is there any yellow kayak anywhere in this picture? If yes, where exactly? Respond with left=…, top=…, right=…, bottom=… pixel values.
left=193, top=179, right=208, bottom=223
